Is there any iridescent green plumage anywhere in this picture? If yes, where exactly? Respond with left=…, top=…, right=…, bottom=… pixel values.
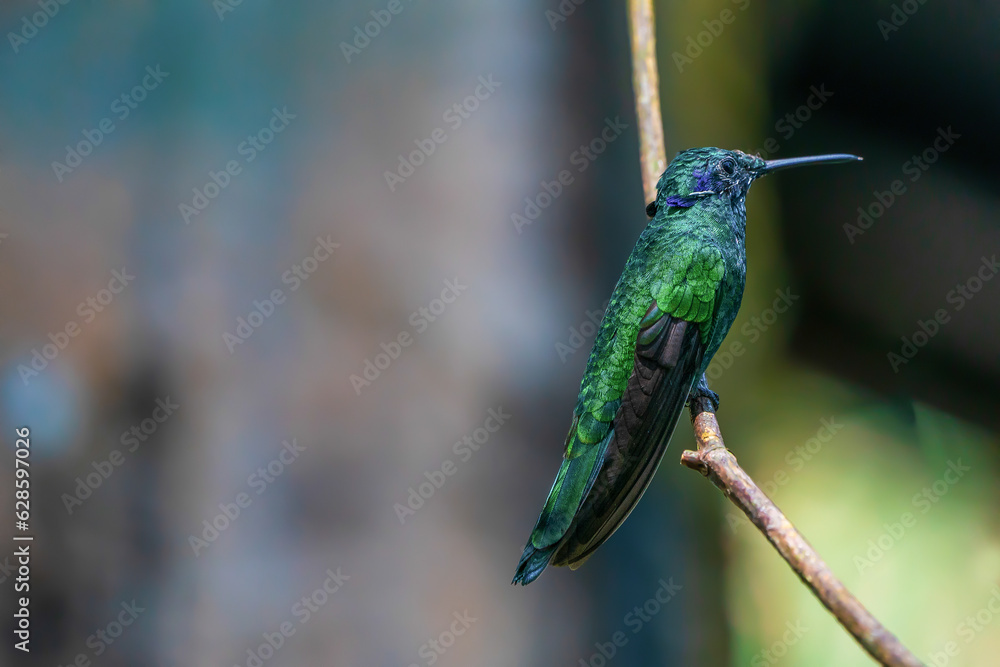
left=513, top=147, right=861, bottom=585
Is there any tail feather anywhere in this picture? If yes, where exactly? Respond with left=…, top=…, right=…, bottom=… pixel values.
left=512, top=429, right=613, bottom=585
left=511, top=544, right=556, bottom=585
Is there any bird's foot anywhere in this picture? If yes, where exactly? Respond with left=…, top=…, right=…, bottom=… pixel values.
left=687, top=375, right=720, bottom=412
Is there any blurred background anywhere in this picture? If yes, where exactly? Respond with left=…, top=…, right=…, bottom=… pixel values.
left=0, top=1, right=998, bottom=665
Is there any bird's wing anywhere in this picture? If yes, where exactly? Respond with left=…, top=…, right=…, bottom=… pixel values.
left=513, top=242, right=724, bottom=583
left=550, top=242, right=725, bottom=568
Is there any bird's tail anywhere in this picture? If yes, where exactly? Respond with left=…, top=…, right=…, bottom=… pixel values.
left=511, top=543, right=556, bottom=585
left=511, top=428, right=612, bottom=585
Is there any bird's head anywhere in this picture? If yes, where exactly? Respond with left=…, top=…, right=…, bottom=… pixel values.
left=646, top=147, right=861, bottom=217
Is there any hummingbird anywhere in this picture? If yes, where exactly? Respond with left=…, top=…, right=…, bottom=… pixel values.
left=513, top=147, right=861, bottom=585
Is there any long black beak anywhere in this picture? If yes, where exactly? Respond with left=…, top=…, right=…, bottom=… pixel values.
left=756, top=153, right=862, bottom=177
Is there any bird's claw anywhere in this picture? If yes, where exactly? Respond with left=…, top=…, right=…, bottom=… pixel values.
left=688, top=388, right=720, bottom=412
left=687, top=376, right=720, bottom=412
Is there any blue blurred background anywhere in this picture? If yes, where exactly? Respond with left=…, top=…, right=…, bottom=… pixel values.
left=0, top=1, right=998, bottom=665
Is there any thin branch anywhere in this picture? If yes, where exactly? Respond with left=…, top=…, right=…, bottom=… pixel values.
left=683, top=399, right=924, bottom=667
left=627, top=0, right=666, bottom=203
left=625, top=3, right=926, bottom=665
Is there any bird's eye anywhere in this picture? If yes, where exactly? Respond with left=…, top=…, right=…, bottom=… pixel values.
left=719, top=159, right=737, bottom=176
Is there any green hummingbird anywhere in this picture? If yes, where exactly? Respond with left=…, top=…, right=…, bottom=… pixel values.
left=513, top=147, right=861, bottom=585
